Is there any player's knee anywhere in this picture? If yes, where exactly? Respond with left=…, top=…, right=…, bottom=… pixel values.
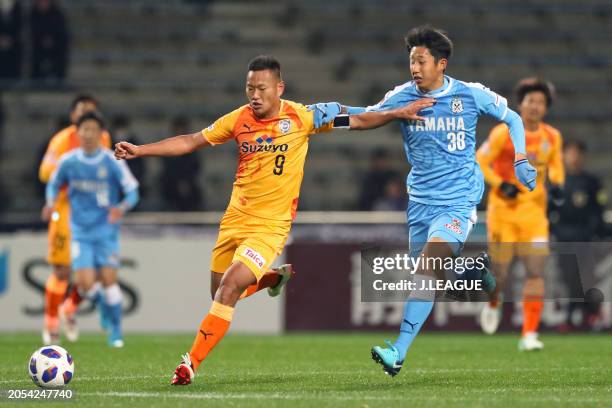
left=54, top=266, right=71, bottom=280
left=215, top=280, right=242, bottom=306
left=81, top=278, right=95, bottom=291
left=100, top=271, right=117, bottom=287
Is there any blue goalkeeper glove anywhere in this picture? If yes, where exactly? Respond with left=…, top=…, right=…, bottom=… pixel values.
left=307, top=102, right=342, bottom=129
left=514, top=159, right=537, bottom=191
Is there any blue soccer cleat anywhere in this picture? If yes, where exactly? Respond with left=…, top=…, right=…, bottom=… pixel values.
left=477, top=252, right=496, bottom=294
left=446, top=252, right=496, bottom=301
left=108, top=328, right=124, bottom=348
left=371, top=340, right=404, bottom=377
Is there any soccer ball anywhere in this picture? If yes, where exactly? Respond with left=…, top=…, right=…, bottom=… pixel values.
left=28, top=345, right=75, bottom=388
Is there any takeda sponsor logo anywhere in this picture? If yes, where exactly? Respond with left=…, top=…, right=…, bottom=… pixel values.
left=242, top=247, right=265, bottom=269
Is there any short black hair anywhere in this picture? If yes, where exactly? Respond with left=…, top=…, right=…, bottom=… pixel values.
left=515, top=77, right=555, bottom=107
left=76, top=110, right=105, bottom=129
left=405, top=25, right=453, bottom=61
left=247, top=55, right=282, bottom=79
left=70, top=94, right=99, bottom=111
left=564, top=139, right=587, bottom=153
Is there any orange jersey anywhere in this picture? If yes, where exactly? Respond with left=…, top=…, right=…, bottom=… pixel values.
left=39, top=125, right=112, bottom=206
left=476, top=122, right=564, bottom=211
left=202, top=100, right=331, bottom=221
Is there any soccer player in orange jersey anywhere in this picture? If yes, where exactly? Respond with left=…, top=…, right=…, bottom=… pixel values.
left=39, top=95, right=112, bottom=345
left=476, top=78, right=565, bottom=350
left=114, top=55, right=433, bottom=385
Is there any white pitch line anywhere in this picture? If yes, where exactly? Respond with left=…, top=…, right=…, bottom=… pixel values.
left=77, top=391, right=611, bottom=403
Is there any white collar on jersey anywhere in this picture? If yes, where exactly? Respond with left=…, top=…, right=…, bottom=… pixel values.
left=416, top=75, right=454, bottom=98
left=76, top=148, right=106, bottom=164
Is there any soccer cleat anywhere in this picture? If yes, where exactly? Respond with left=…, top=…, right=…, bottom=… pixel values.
left=518, top=332, right=544, bottom=351
left=110, top=339, right=124, bottom=348
left=42, top=329, right=60, bottom=346
left=267, top=264, right=295, bottom=297
left=371, top=340, right=403, bottom=377
left=476, top=252, right=496, bottom=294
left=171, top=353, right=195, bottom=385
left=480, top=302, right=503, bottom=335
left=58, top=304, right=79, bottom=342
left=108, top=329, right=124, bottom=348
left=445, top=252, right=496, bottom=301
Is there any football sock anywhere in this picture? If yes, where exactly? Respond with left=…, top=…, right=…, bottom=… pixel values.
left=44, top=274, right=68, bottom=332
left=393, top=274, right=435, bottom=361
left=239, top=270, right=281, bottom=299
left=62, top=282, right=98, bottom=316
left=189, top=301, right=234, bottom=371
left=522, top=277, right=544, bottom=336
left=103, top=283, right=123, bottom=339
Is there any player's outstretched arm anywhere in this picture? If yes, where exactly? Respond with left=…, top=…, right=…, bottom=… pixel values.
left=348, top=98, right=435, bottom=130
left=114, top=132, right=209, bottom=160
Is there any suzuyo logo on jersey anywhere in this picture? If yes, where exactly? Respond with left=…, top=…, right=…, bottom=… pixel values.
left=240, top=135, right=289, bottom=154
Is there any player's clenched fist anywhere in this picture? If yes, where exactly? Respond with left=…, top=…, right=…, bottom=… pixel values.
left=114, top=141, right=139, bottom=160
left=391, top=98, right=436, bottom=121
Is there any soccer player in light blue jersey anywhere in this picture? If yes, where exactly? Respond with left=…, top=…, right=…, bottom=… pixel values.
left=43, top=111, right=139, bottom=348
left=310, top=25, right=537, bottom=376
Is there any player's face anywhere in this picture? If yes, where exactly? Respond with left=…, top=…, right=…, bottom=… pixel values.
left=564, top=145, right=584, bottom=173
left=246, top=70, right=284, bottom=119
left=70, top=101, right=98, bottom=124
left=518, top=91, right=548, bottom=124
left=409, top=46, right=447, bottom=92
left=77, top=120, right=103, bottom=153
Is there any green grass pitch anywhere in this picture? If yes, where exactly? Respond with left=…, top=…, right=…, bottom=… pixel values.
left=1, top=332, right=611, bottom=407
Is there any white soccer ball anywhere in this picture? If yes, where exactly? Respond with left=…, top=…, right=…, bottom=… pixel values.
left=28, top=345, right=75, bottom=388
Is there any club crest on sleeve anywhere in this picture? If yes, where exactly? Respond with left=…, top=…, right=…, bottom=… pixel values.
left=279, top=119, right=291, bottom=134
left=450, top=97, right=463, bottom=114
left=206, top=124, right=215, bottom=132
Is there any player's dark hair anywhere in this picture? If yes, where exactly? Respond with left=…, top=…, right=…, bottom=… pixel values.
left=70, top=94, right=99, bottom=111
left=564, top=139, right=587, bottom=153
left=515, top=77, right=555, bottom=107
left=76, top=110, right=105, bottom=129
left=405, top=25, right=453, bottom=62
left=247, top=55, right=282, bottom=79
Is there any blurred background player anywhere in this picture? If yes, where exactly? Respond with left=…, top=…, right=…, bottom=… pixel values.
left=477, top=78, right=565, bottom=350
left=43, top=111, right=139, bottom=348
left=38, top=94, right=112, bottom=345
left=114, top=55, right=431, bottom=385
left=549, top=140, right=608, bottom=331
left=310, top=25, right=536, bottom=376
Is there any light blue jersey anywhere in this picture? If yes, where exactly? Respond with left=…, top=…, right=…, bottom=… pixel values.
left=46, top=148, right=139, bottom=240
left=365, top=75, right=523, bottom=206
